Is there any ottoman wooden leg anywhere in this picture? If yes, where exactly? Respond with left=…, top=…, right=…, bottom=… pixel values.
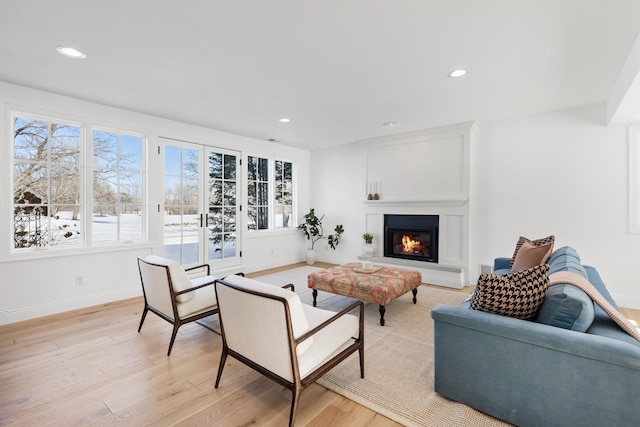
left=412, top=288, right=418, bottom=304
left=312, top=289, right=318, bottom=307
left=379, top=305, right=386, bottom=326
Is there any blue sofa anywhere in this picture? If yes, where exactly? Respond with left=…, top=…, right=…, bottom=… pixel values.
left=431, top=247, right=640, bottom=427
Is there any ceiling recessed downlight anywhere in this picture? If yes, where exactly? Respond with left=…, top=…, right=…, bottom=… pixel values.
left=278, top=118, right=291, bottom=123
left=448, top=69, right=467, bottom=78
left=56, top=46, right=87, bottom=59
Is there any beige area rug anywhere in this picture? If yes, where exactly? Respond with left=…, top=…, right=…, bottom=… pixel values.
left=205, top=266, right=512, bottom=427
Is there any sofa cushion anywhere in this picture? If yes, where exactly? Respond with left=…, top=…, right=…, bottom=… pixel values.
left=535, top=284, right=595, bottom=332
left=547, top=246, right=587, bottom=277
left=298, top=305, right=359, bottom=379
left=511, top=240, right=554, bottom=272
left=510, top=235, right=555, bottom=268
left=176, top=285, right=217, bottom=318
left=535, top=246, right=595, bottom=332
left=470, top=264, right=549, bottom=320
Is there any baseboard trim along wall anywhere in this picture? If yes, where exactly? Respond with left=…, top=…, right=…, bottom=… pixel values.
left=0, top=287, right=141, bottom=325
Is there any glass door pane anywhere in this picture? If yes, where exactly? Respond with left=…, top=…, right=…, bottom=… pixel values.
left=206, top=149, right=240, bottom=264
left=163, top=142, right=201, bottom=265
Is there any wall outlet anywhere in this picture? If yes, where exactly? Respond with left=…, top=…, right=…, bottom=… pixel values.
left=75, top=276, right=84, bottom=286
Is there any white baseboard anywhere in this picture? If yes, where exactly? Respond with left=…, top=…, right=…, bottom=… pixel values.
left=613, top=293, right=640, bottom=310
left=0, top=287, right=141, bottom=325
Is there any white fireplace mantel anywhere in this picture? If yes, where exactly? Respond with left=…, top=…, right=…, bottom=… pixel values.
left=360, top=121, right=474, bottom=288
left=363, top=197, right=468, bottom=207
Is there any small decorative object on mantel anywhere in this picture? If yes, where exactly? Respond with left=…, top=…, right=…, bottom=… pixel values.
left=367, top=181, right=381, bottom=200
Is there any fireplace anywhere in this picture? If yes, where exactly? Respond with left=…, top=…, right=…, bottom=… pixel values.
left=384, top=214, right=438, bottom=263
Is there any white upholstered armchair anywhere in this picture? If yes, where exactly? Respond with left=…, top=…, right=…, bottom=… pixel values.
left=213, top=274, right=364, bottom=427
left=137, top=255, right=225, bottom=356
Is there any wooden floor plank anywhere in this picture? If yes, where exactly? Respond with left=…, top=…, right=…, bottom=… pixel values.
left=0, top=287, right=402, bottom=426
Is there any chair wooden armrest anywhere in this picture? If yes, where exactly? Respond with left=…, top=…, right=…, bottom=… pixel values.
left=174, top=280, right=215, bottom=296
left=185, top=263, right=210, bottom=275
left=221, top=272, right=245, bottom=279
left=282, top=283, right=295, bottom=292
left=177, top=271, right=246, bottom=296
left=296, top=301, right=364, bottom=344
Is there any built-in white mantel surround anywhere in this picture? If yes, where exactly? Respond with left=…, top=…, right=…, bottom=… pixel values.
left=359, top=122, right=475, bottom=289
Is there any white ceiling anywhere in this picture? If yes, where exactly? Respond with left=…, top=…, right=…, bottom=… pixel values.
left=1, top=0, right=640, bottom=150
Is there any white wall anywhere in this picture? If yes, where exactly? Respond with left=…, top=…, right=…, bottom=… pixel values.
left=0, top=82, right=311, bottom=324
left=308, top=142, right=365, bottom=264
left=472, top=104, right=640, bottom=309
left=312, top=104, right=640, bottom=309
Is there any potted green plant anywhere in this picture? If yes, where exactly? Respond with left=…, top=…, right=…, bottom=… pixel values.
left=362, top=233, right=375, bottom=257
left=298, top=208, right=344, bottom=265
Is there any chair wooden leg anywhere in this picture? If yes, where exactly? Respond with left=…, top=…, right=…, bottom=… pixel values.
left=215, top=347, right=228, bottom=388
left=137, top=307, right=148, bottom=332
left=288, top=386, right=302, bottom=427
left=167, top=323, right=180, bottom=356
left=359, top=346, right=365, bottom=379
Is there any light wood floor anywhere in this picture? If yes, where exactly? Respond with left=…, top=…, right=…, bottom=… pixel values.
left=1, top=263, right=639, bottom=427
left=0, top=264, right=401, bottom=427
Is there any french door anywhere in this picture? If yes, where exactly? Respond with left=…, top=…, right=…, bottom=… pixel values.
left=161, top=138, right=241, bottom=268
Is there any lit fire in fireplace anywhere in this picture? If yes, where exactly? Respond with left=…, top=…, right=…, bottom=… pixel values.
left=401, top=234, right=425, bottom=254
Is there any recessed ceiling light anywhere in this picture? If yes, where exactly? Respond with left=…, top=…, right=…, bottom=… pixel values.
left=383, top=122, right=397, bottom=128
left=56, top=45, right=87, bottom=59
left=448, top=69, right=467, bottom=78
left=278, top=118, right=291, bottom=123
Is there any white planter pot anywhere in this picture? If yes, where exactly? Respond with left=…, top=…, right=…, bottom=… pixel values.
left=305, top=249, right=316, bottom=265
left=363, top=243, right=375, bottom=257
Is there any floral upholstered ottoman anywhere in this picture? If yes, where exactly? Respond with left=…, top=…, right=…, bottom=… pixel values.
left=307, top=262, right=422, bottom=325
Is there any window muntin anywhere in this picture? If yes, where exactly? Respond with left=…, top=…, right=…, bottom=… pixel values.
left=274, top=160, right=293, bottom=229
left=13, top=117, right=82, bottom=249
left=247, top=156, right=269, bottom=230
left=92, top=130, right=143, bottom=243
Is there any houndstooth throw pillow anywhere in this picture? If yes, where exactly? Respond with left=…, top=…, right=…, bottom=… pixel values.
left=471, top=264, right=549, bottom=320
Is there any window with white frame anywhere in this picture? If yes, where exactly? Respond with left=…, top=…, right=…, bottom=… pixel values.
left=247, top=156, right=269, bottom=230
left=13, top=116, right=82, bottom=248
left=246, top=156, right=294, bottom=230
left=11, top=112, right=146, bottom=251
left=274, top=160, right=293, bottom=229
left=92, top=129, right=144, bottom=243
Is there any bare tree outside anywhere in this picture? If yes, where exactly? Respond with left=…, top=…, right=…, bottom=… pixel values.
left=247, top=156, right=269, bottom=230
left=13, top=117, right=81, bottom=248
left=92, top=130, right=143, bottom=242
left=13, top=117, right=144, bottom=249
left=275, top=160, right=293, bottom=228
